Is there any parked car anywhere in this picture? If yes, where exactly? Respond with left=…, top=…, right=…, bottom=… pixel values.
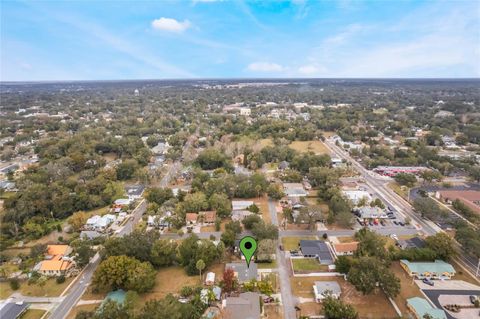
left=422, top=278, right=434, bottom=286
left=368, top=220, right=373, bottom=226
left=263, top=296, right=275, bottom=303
left=393, top=221, right=398, bottom=225
left=380, top=220, right=386, bottom=226
left=399, top=221, right=405, bottom=226
left=470, top=295, right=478, bottom=304
left=279, top=245, right=284, bottom=251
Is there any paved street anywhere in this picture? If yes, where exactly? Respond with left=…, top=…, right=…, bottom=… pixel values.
left=48, top=134, right=197, bottom=319
left=324, top=139, right=480, bottom=278
left=269, top=199, right=297, bottom=319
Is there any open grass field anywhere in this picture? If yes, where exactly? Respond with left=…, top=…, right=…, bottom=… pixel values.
left=140, top=266, right=200, bottom=303
left=291, top=276, right=397, bottom=318
left=21, top=309, right=46, bottom=319
left=390, top=261, right=424, bottom=315
left=0, top=277, right=74, bottom=298
left=292, top=259, right=329, bottom=272
left=257, top=260, right=277, bottom=269
left=281, top=236, right=316, bottom=251
left=257, top=138, right=274, bottom=148
left=388, top=182, right=409, bottom=200
left=337, top=236, right=355, bottom=243
left=288, top=140, right=330, bottom=155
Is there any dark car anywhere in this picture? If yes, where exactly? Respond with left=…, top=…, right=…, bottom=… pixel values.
left=422, top=278, right=434, bottom=286
left=470, top=295, right=478, bottom=304
left=263, top=296, right=274, bottom=303
left=279, top=245, right=284, bottom=251
left=399, top=221, right=405, bottom=226
left=393, top=221, right=398, bottom=225
left=380, top=220, right=386, bottom=226
left=368, top=220, right=373, bottom=226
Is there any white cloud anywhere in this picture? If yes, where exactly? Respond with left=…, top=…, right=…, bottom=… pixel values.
left=247, top=62, right=284, bottom=72
left=298, top=64, right=325, bottom=75
left=193, top=0, right=222, bottom=3
left=151, top=17, right=191, bottom=33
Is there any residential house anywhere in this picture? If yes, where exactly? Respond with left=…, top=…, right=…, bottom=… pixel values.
left=400, top=260, right=455, bottom=279
left=80, top=230, right=103, bottom=240
left=231, top=210, right=253, bottom=222
left=125, top=185, right=145, bottom=200
left=114, top=198, right=132, bottom=206
left=85, top=214, right=116, bottom=232
left=406, top=297, right=447, bottom=319
left=299, top=240, right=334, bottom=265
left=200, top=211, right=216, bottom=224
left=342, top=190, right=371, bottom=205
left=223, top=292, right=261, bottom=319
left=239, top=107, right=251, bottom=116
left=396, top=237, right=425, bottom=250
left=283, top=183, right=308, bottom=197
left=225, top=262, right=258, bottom=283
left=232, top=200, right=254, bottom=211
left=332, top=242, right=359, bottom=256
left=34, top=245, right=74, bottom=277
left=313, top=281, right=341, bottom=302
left=186, top=213, right=198, bottom=225
left=0, top=302, right=29, bottom=319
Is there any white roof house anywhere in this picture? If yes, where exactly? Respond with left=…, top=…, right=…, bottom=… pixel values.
left=114, top=198, right=132, bottom=206
left=313, top=281, right=341, bottom=302
left=85, top=214, right=116, bottom=231
left=283, top=183, right=308, bottom=197
left=205, top=272, right=215, bottom=285
left=342, top=190, right=372, bottom=205
left=232, top=200, right=254, bottom=211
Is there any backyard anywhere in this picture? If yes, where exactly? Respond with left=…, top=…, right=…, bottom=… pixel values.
left=0, top=277, right=74, bottom=299
left=281, top=236, right=316, bottom=251
left=291, top=258, right=329, bottom=272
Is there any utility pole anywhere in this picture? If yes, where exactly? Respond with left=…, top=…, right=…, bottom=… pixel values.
left=476, top=258, right=480, bottom=277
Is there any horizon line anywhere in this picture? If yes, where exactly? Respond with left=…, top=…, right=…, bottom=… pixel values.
left=2, top=77, right=480, bottom=84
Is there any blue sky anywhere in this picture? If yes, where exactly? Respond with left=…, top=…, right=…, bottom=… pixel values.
left=1, top=0, right=479, bottom=81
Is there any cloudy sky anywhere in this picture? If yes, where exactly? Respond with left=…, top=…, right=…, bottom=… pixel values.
left=1, top=0, right=479, bottom=81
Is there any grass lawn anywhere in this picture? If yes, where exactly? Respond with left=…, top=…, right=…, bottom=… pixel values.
left=21, top=309, right=46, bottom=319
left=297, top=302, right=322, bottom=317
left=292, top=259, right=329, bottom=272
left=257, top=260, right=277, bottom=269
left=0, top=277, right=74, bottom=298
left=388, top=182, right=409, bottom=200
left=140, top=266, right=200, bottom=303
left=288, top=140, right=330, bottom=155
left=452, top=260, right=480, bottom=285
left=263, top=304, right=283, bottom=319
left=291, top=276, right=397, bottom=318
left=257, top=138, right=274, bottom=148
left=391, top=261, right=424, bottom=315
left=66, top=304, right=98, bottom=319
left=281, top=236, right=316, bottom=251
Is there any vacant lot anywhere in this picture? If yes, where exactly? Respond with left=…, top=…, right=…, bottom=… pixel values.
left=291, top=276, right=397, bottom=318
left=281, top=236, right=316, bottom=251
left=292, top=259, right=328, bottom=272
left=0, top=277, right=73, bottom=298
left=391, top=261, right=424, bottom=314
left=296, top=302, right=322, bottom=317
left=289, top=141, right=330, bottom=155
left=140, top=266, right=200, bottom=303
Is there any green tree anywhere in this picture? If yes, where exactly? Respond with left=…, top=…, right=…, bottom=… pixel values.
left=209, top=193, right=232, bottom=218
left=93, top=255, right=156, bottom=293
left=267, top=183, right=285, bottom=200
left=196, top=259, right=206, bottom=281
left=150, top=239, right=177, bottom=267
left=145, top=187, right=173, bottom=206
left=425, top=233, right=456, bottom=260
left=394, top=173, right=417, bottom=187
left=323, top=295, right=358, bottom=319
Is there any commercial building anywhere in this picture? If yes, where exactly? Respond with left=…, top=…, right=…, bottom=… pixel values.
left=436, top=190, right=480, bottom=214
left=400, top=260, right=455, bottom=279
left=373, top=166, right=428, bottom=177
left=406, top=297, right=447, bottom=319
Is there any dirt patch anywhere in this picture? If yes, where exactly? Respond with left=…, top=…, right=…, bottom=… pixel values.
left=296, top=302, right=322, bottom=317
left=289, top=141, right=330, bottom=155
left=263, top=304, right=283, bottom=319
left=391, top=261, right=424, bottom=315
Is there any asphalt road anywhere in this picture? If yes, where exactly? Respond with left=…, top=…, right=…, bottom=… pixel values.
left=49, top=134, right=197, bottom=319
left=268, top=199, right=297, bottom=319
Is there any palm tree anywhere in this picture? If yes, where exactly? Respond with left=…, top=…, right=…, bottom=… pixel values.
left=196, top=259, right=206, bottom=282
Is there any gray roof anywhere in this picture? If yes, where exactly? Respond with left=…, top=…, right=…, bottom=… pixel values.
left=0, top=302, right=29, bottom=319
left=225, top=262, right=257, bottom=283
left=125, top=184, right=145, bottom=196
left=80, top=230, right=103, bottom=240
left=225, top=292, right=260, bottom=319
left=300, top=240, right=334, bottom=264
left=314, top=281, right=341, bottom=296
